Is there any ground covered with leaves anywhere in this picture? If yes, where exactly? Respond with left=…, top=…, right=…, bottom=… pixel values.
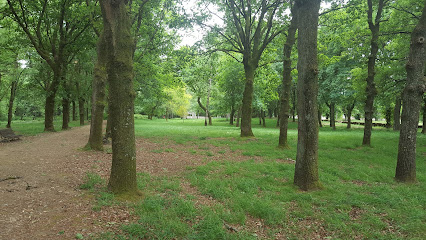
left=0, top=118, right=425, bottom=239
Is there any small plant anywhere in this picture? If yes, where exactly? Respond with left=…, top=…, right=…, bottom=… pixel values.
left=206, top=151, right=214, bottom=157
left=164, top=148, right=175, bottom=153
left=189, top=149, right=197, bottom=154
left=79, top=172, right=103, bottom=190
left=151, top=149, right=163, bottom=153
left=218, top=150, right=226, bottom=154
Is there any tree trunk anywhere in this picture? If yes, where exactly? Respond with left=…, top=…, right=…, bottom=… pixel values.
left=240, top=64, right=255, bottom=137
left=44, top=69, right=61, bottom=132
left=6, top=80, right=18, bottom=128
left=86, top=34, right=107, bottom=150
left=393, top=95, right=402, bottom=131
left=101, top=0, right=138, bottom=195
left=328, top=102, right=336, bottom=130
left=262, top=110, right=266, bottom=127
left=293, top=0, right=321, bottom=191
left=259, top=109, right=262, bottom=125
left=207, top=77, right=212, bottom=126
left=363, top=0, right=384, bottom=146
left=197, top=97, right=209, bottom=126
left=72, top=101, right=76, bottom=121
left=62, top=97, right=70, bottom=130
left=346, top=102, right=355, bottom=129
left=396, top=4, right=426, bottom=183
left=292, top=82, right=296, bottom=122
left=423, top=98, right=426, bottom=134
left=279, top=9, right=297, bottom=147
left=79, top=98, right=85, bottom=126
left=230, top=105, right=235, bottom=125
left=236, top=106, right=241, bottom=128
left=317, top=108, right=322, bottom=128
left=385, top=107, right=392, bottom=128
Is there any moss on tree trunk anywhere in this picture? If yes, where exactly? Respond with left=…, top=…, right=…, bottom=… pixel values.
left=396, top=3, right=426, bottom=183
left=293, top=0, right=321, bottom=191
left=101, top=0, right=138, bottom=196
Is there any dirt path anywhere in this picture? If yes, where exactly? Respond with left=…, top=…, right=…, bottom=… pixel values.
left=0, top=125, right=100, bottom=240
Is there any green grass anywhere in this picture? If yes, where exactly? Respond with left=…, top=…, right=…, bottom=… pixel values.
left=0, top=119, right=86, bottom=135
left=24, top=117, right=423, bottom=239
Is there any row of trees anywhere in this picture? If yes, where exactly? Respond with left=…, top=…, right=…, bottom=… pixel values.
left=0, top=0, right=425, bottom=195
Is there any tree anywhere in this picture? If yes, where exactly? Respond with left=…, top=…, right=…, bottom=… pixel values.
left=100, top=0, right=138, bottom=196
left=362, top=0, right=385, bottom=145
left=279, top=4, right=297, bottom=148
left=395, top=1, right=426, bottom=183
left=293, top=0, right=321, bottom=191
left=6, top=0, right=91, bottom=131
left=200, top=0, right=287, bottom=137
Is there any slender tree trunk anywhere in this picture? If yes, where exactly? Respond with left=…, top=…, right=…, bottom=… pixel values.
left=262, top=110, right=266, bottom=127
left=207, top=77, right=212, bottom=126
left=79, top=98, right=85, bottom=126
left=423, top=98, right=426, bottom=134
left=318, top=108, right=322, bottom=128
left=279, top=10, right=297, bottom=147
left=259, top=109, right=262, bottom=125
left=292, top=83, right=296, bottom=122
left=101, top=0, right=137, bottom=195
left=396, top=4, right=426, bottom=183
left=6, top=80, right=18, bottom=128
left=197, top=97, right=209, bottom=126
left=236, top=106, right=241, bottom=128
left=62, top=97, right=70, bottom=130
left=346, top=102, right=355, bottom=129
left=241, top=64, right=255, bottom=137
left=363, top=0, right=384, bottom=146
left=393, top=95, right=402, bottom=131
left=293, top=0, right=321, bottom=191
left=72, top=101, right=76, bottom=121
left=328, top=102, right=336, bottom=130
left=86, top=34, right=107, bottom=150
left=230, top=105, right=235, bottom=125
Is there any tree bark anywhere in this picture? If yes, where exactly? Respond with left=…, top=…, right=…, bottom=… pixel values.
left=318, top=108, right=322, bottom=128
left=101, top=0, right=138, bottom=195
left=72, top=101, right=77, bottom=121
left=197, top=97, right=209, bottom=126
left=262, top=110, right=266, bottom=127
left=230, top=105, right=235, bottom=125
left=363, top=0, right=384, bottom=146
left=346, top=102, right=355, bottom=129
left=207, top=77, right=212, bottom=125
left=423, top=98, right=426, bottom=134
left=396, top=3, right=426, bottom=183
left=292, top=82, right=296, bottom=122
left=79, top=97, right=85, bottom=126
left=236, top=106, right=241, bottom=128
left=241, top=64, right=255, bottom=137
left=393, top=95, right=402, bottom=131
left=62, top=97, right=70, bottom=130
left=293, top=0, right=321, bottom=191
left=86, top=34, right=107, bottom=150
left=279, top=11, right=297, bottom=147
left=385, top=107, right=392, bottom=128
left=6, top=80, right=18, bottom=128
left=327, top=102, right=336, bottom=130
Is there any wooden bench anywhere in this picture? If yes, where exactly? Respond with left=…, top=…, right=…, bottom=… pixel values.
left=0, top=128, right=22, bottom=142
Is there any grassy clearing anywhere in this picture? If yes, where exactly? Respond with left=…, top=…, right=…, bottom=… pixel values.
left=87, top=118, right=425, bottom=239
left=0, top=119, right=85, bottom=135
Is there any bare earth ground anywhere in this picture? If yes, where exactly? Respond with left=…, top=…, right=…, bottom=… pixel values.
left=0, top=125, right=287, bottom=240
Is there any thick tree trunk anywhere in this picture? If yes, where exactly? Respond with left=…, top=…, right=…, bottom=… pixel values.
left=62, top=97, right=70, bottom=130
left=385, top=107, right=392, bottom=128
left=363, top=0, right=384, bottom=146
left=293, top=0, right=321, bottom=191
left=230, top=105, right=235, bottom=125
left=79, top=98, right=85, bottom=126
left=86, top=34, right=107, bottom=150
left=393, top=96, right=402, bottom=131
left=396, top=4, right=426, bottom=183
left=6, top=81, right=17, bottom=128
left=44, top=70, right=61, bottom=132
left=279, top=12, right=297, bottom=147
left=241, top=65, right=255, bottom=137
left=101, top=0, right=138, bottom=195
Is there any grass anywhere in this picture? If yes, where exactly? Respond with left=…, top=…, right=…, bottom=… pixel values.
left=17, top=117, right=424, bottom=239
left=0, top=118, right=85, bottom=135
left=87, top=117, right=426, bottom=239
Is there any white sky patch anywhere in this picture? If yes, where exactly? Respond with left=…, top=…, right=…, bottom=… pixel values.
left=178, top=1, right=334, bottom=47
